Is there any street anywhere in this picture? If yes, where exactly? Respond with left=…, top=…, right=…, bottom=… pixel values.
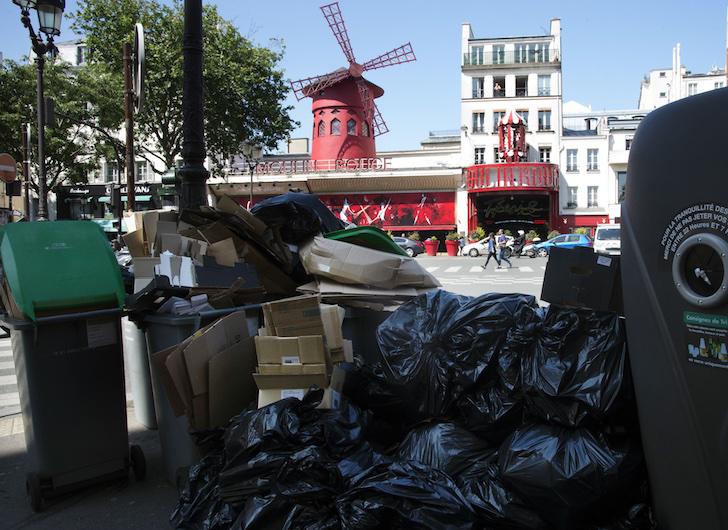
left=418, top=254, right=548, bottom=300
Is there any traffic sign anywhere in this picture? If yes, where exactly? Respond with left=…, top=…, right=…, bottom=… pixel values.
left=0, top=153, right=17, bottom=183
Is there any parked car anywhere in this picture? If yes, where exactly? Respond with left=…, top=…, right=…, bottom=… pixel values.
left=393, top=236, right=425, bottom=257
left=463, top=236, right=514, bottom=258
left=526, top=233, right=593, bottom=257
left=593, top=223, right=621, bottom=255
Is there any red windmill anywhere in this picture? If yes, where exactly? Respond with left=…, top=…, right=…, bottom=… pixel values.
left=291, top=2, right=416, bottom=164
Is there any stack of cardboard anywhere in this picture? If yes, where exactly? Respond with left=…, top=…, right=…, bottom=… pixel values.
left=152, top=310, right=258, bottom=430
left=298, top=236, right=440, bottom=310
left=253, top=295, right=352, bottom=408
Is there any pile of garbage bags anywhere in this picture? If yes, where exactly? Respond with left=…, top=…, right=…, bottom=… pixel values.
left=171, top=291, right=655, bottom=529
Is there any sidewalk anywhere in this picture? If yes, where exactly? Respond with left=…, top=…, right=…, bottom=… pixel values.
left=0, top=409, right=176, bottom=530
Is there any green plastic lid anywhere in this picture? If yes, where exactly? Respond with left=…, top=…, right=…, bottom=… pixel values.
left=1, top=221, right=125, bottom=320
left=325, top=226, right=407, bottom=256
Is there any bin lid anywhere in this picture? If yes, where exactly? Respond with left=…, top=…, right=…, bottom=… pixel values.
left=1, top=221, right=125, bottom=320
left=324, top=226, right=407, bottom=256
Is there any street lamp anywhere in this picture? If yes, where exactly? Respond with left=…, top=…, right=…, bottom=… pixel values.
left=242, top=144, right=262, bottom=209
left=11, top=0, right=65, bottom=221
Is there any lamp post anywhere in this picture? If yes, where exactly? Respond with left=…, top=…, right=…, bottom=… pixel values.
left=242, top=144, right=262, bottom=210
left=11, top=0, right=65, bottom=221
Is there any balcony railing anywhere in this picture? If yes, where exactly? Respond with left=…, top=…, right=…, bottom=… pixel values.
left=465, top=162, right=559, bottom=191
left=463, top=48, right=559, bottom=67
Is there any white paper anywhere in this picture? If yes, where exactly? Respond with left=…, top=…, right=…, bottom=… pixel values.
left=281, top=389, right=305, bottom=400
left=597, top=255, right=612, bottom=267
left=282, top=356, right=301, bottom=365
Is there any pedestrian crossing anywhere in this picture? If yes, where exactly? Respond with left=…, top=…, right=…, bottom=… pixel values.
left=426, top=265, right=546, bottom=274
left=0, top=337, right=19, bottom=417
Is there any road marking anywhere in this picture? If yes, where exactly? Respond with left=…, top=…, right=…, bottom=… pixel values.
left=444, top=266, right=461, bottom=273
left=0, top=361, right=14, bottom=371
left=0, top=375, right=17, bottom=386
left=470, top=266, right=483, bottom=272
left=540, top=266, right=547, bottom=270
left=494, top=268, right=508, bottom=272
left=518, top=266, right=534, bottom=273
left=426, top=267, right=439, bottom=272
left=0, top=394, right=20, bottom=407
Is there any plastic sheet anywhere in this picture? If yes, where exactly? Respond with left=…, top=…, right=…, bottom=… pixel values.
left=373, top=291, right=539, bottom=425
left=395, top=422, right=493, bottom=477
left=520, top=307, right=633, bottom=428
left=251, top=193, right=346, bottom=243
left=499, top=424, right=644, bottom=529
left=336, top=461, right=475, bottom=529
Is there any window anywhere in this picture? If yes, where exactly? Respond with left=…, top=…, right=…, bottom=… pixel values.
left=625, top=137, right=633, bottom=150
left=361, top=121, right=369, bottom=137
left=76, top=46, right=87, bottom=66
left=715, top=82, right=725, bottom=89
left=588, top=186, right=599, bottom=207
left=617, top=171, right=627, bottom=203
left=493, top=147, right=502, bottom=163
left=659, top=71, right=666, bottom=78
left=474, top=147, right=486, bottom=164
left=659, top=92, right=666, bottom=98
left=531, top=42, right=549, bottom=62
left=538, top=110, right=551, bottom=131
left=317, top=120, right=325, bottom=137
left=587, top=149, right=599, bottom=171
left=493, top=111, right=505, bottom=132
left=470, top=46, right=484, bottom=65
left=566, top=235, right=581, bottom=243
left=330, top=118, right=341, bottom=135
left=567, top=186, right=578, bottom=208
left=688, top=83, right=697, bottom=96
left=104, top=162, right=118, bottom=183
left=515, top=75, right=528, bottom=97
left=539, top=147, right=551, bottom=163
left=566, top=149, right=578, bottom=171
left=135, top=161, right=147, bottom=182
left=517, top=110, right=528, bottom=129
left=552, top=235, right=567, bottom=244
left=514, top=43, right=528, bottom=63
left=472, top=112, right=485, bottom=133
left=347, top=119, right=356, bottom=135
left=492, top=45, right=505, bottom=64
left=493, top=76, right=505, bottom=97
left=472, top=77, right=484, bottom=98
left=537, top=75, right=551, bottom=96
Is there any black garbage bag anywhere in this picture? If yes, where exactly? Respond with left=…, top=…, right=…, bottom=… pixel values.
left=498, top=424, right=645, bottom=530
left=587, top=503, right=657, bottom=530
left=373, top=291, right=539, bottom=425
left=457, top=453, right=548, bottom=530
left=395, top=421, right=494, bottom=477
left=336, top=460, right=475, bottom=529
left=251, top=192, right=346, bottom=243
left=240, top=494, right=341, bottom=530
left=456, top=380, right=524, bottom=445
left=336, top=442, right=390, bottom=486
left=520, top=306, right=634, bottom=428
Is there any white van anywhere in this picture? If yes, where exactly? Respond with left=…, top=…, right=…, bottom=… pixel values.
left=593, top=223, right=621, bottom=255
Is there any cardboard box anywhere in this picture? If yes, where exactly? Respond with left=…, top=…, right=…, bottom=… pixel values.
left=300, top=237, right=440, bottom=289
left=541, top=247, right=623, bottom=314
left=254, top=372, right=329, bottom=408
left=132, top=257, right=161, bottom=293
left=123, top=229, right=147, bottom=258
left=320, top=304, right=345, bottom=350
left=257, top=363, right=327, bottom=376
left=207, top=238, right=238, bottom=267
left=162, top=310, right=258, bottom=430
left=262, top=295, right=324, bottom=337
left=254, top=335, right=326, bottom=365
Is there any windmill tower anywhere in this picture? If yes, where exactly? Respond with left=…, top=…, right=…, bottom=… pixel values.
left=291, top=2, right=416, bottom=163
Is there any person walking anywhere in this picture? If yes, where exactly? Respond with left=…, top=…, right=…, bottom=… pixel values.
left=497, top=229, right=513, bottom=268
left=481, top=233, right=501, bottom=270
left=458, top=234, right=466, bottom=256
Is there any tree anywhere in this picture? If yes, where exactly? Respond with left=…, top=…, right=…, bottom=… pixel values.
left=0, top=59, right=101, bottom=193
left=71, top=0, right=297, bottom=176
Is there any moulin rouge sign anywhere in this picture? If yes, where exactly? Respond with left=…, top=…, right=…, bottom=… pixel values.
left=256, top=157, right=392, bottom=175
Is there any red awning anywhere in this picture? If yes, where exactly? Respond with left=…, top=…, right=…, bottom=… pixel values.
left=382, top=225, right=456, bottom=231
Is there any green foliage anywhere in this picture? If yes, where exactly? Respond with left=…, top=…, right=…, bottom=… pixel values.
left=407, top=231, right=420, bottom=241
left=429, top=235, right=438, bottom=241
left=525, top=230, right=539, bottom=241
left=446, top=232, right=460, bottom=241
left=386, top=230, right=394, bottom=239
left=573, top=227, right=589, bottom=235
left=469, top=227, right=485, bottom=241
left=71, top=0, right=297, bottom=176
left=547, top=230, right=561, bottom=240
left=503, top=229, right=513, bottom=237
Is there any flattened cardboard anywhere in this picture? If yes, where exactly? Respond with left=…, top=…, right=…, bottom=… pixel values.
left=207, top=238, right=238, bottom=267
left=254, top=335, right=326, bottom=365
left=208, top=337, right=257, bottom=428
left=217, top=195, right=269, bottom=237
left=262, top=295, right=324, bottom=337
left=132, top=257, right=161, bottom=293
left=253, top=372, right=328, bottom=390
left=257, top=363, right=327, bottom=376
left=153, top=221, right=179, bottom=256
left=320, top=304, right=345, bottom=350
left=123, top=229, right=146, bottom=257
left=143, top=211, right=160, bottom=248
left=240, top=242, right=297, bottom=295
left=300, top=237, right=440, bottom=289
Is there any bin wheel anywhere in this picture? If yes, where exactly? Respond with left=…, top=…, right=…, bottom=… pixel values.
left=130, top=445, right=146, bottom=481
left=26, top=473, right=43, bottom=512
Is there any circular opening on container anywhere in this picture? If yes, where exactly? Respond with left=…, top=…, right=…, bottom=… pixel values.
left=682, top=244, right=724, bottom=297
left=673, top=233, right=728, bottom=308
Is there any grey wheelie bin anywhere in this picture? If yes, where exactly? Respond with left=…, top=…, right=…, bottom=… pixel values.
left=0, top=221, right=145, bottom=512
left=122, top=316, right=157, bottom=429
left=142, top=305, right=260, bottom=485
left=622, top=87, right=728, bottom=529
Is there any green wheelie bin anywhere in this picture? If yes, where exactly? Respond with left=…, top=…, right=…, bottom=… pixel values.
left=0, top=221, right=145, bottom=512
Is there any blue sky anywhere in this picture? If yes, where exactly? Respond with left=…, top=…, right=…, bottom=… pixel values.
left=1, top=0, right=726, bottom=151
